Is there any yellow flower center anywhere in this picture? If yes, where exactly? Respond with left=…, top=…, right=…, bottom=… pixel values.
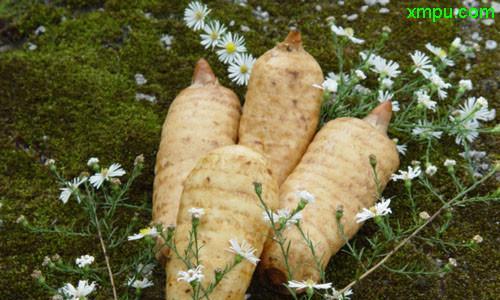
left=240, top=64, right=248, bottom=74
left=369, top=206, right=377, bottom=214
left=305, top=279, right=315, bottom=288
left=226, top=42, right=236, bottom=53
left=210, top=31, right=218, bottom=40
left=195, top=11, right=203, bottom=21
left=345, top=27, right=354, bottom=37
left=139, top=228, right=151, bottom=235
left=438, top=49, right=447, bottom=58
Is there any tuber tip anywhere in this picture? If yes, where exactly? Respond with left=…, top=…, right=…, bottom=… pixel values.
left=284, top=30, right=302, bottom=45
left=192, top=58, right=217, bottom=84
left=363, top=101, right=392, bottom=134
left=279, top=30, right=303, bottom=51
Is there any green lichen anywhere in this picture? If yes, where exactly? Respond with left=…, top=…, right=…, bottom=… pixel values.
left=0, top=0, right=498, bottom=299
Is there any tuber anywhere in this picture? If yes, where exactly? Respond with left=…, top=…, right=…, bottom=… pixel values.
left=259, top=101, right=400, bottom=290
left=238, top=30, right=324, bottom=185
left=166, top=145, right=279, bottom=300
left=152, top=59, right=241, bottom=261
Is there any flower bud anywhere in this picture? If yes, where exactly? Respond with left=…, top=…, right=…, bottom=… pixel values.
left=134, top=154, right=145, bottom=167
left=335, top=205, right=344, bottom=220
left=253, top=182, right=262, bottom=196
left=369, top=154, right=377, bottom=168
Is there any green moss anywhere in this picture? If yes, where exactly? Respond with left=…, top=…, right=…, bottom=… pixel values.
left=0, top=0, right=498, bottom=299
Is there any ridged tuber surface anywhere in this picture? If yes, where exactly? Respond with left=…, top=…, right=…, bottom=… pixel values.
left=238, top=31, right=324, bottom=185
left=153, top=59, right=241, bottom=260
left=166, top=145, right=279, bottom=300
left=259, top=102, right=400, bottom=290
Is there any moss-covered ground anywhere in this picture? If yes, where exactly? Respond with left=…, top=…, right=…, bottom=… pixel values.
left=0, top=0, right=498, bottom=299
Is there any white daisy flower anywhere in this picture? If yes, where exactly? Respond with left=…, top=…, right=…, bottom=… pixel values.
left=411, top=119, right=443, bottom=140
left=415, top=89, right=437, bottom=111
left=216, top=32, right=246, bottom=64
left=485, top=40, right=497, bottom=50
left=458, top=79, right=473, bottom=91
left=59, top=280, right=96, bottom=300
left=331, top=24, right=364, bottom=44
left=75, top=255, right=94, bottom=268
left=425, top=43, right=454, bottom=66
left=262, top=208, right=302, bottom=227
left=355, top=69, right=366, bottom=80
left=377, top=90, right=400, bottom=112
left=89, top=163, right=126, bottom=189
left=391, top=166, right=422, bottom=181
left=419, top=211, right=431, bottom=220
left=160, top=34, right=174, bottom=49
left=227, top=239, right=260, bottom=265
left=287, top=279, right=332, bottom=291
left=177, top=265, right=204, bottom=283
left=127, top=227, right=159, bottom=241
left=424, top=70, right=451, bottom=99
left=409, top=50, right=433, bottom=74
left=425, top=164, right=438, bottom=176
left=135, top=74, right=147, bottom=85
left=35, top=25, right=46, bottom=35
left=456, top=97, right=496, bottom=122
left=184, top=1, right=211, bottom=31
left=359, top=51, right=381, bottom=66
left=59, top=177, right=86, bottom=204
left=228, top=53, right=256, bottom=86
left=453, top=120, right=479, bottom=145
left=87, top=157, right=99, bottom=167
left=472, top=235, right=483, bottom=244
left=380, top=77, right=394, bottom=89
left=443, top=159, right=456, bottom=167
left=296, top=190, right=315, bottom=203
left=200, top=20, right=227, bottom=49
left=313, top=78, right=338, bottom=93
left=27, top=42, right=37, bottom=51
left=188, top=207, right=205, bottom=219
left=135, top=93, right=157, bottom=103
left=355, top=198, right=392, bottom=223
left=327, top=287, right=353, bottom=300
left=127, top=277, right=154, bottom=289
left=371, top=56, right=401, bottom=78
left=448, top=258, right=458, bottom=267
left=392, top=138, right=407, bottom=155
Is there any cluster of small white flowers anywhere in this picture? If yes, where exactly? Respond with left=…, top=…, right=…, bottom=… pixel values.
left=75, top=255, right=94, bottom=268
left=184, top=1, right=256, bottom=86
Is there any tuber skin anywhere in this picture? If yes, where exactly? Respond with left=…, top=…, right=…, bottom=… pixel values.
left=259, top=102, right=400, bottom=292
left=152, top=59, right=241, bottom=262
left=166, top=145, right=279, bottom=300
left=238, top=30, right=324, bottom=185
